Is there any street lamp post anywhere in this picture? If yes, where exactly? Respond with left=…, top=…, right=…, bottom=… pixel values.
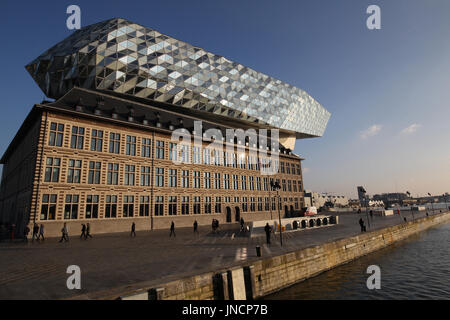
left=406, top=191, right=414, bottom=220
left=271, top=181, right=283, bottom=246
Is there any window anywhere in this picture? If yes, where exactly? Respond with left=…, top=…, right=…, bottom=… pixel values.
left=109, top=133, right=121, bottom=154
left=91, top=129, right=103, bottom=152
left=213, top=149, right=221, bottom=166
left=169, top=143, right=177, bottom=161
left=239, top=154, right=246, bottom=169
left=64, top=195, right=79, bottom=219
left=296, top=164, right=301, bottom=175
left=107, top=163, right=119, bottom=185
left=193, top=171, right=200, bottom=188
left=250, top=197, right=256, bottom=212
left=263, top=177, right=269, bottom=191
left=232, top=175, right=239, bottom=190
left=67, top=159, right=82, bottom=183
left=293, top=181, right=297, bottom=193
left=70, top=126, right=85, bottom=149
left=241, top=176, right=247, bottom=190
left=168, top=169, right=177, bottom=187
left=124, top=165, right=135, bottom=186
left=193, top=196, right=201, bottom=214
left=140, top=196, right=150, bottom=217
left=249, top=176, right=255, bottom=190
left=140, top=166, right=151, bottom=186
left=265, top=197, right=270, bottom=211
left=126, top=136, right=136, bottom=156
left=49, top=122, right=64, bottom=147
left=180, top=144, right=189, bottom=163
left=224, top=174, right=230, bottom=190
left=155, top=168, right=164, bottom=187
left=169, top=196, right=177, bottom=215
left=182, top=170, right=189, bottom=188
left=203, top=148, right=211, bottom=165
left=203, top=172, right=211, bottom=189
left=282, top=179, right=287, bottom=192
left=286, top=163, right=291, bottom=174
left=85, top=195, right=99, bottom=219
left=105, top=195, right=117, bottom=218
left=242, top=197, right=248, bottom=212
left=288, top=180, right=292, bottom=192
left=192, top=146, right=200, bottom=164
left=44, top=157, right=60, bottom=182
left=204, top=197, right=212, bottom=214
left=155, top=140, right=165, bottom=159
left=215, top=197, right=222, bottom=213
left=182, top=196, right=189, bottom=215
left=256, top=177, right=262, bottom=191
left=40, top=194, right=57, bottom=220
left=280, top=162, right=285, bottom=174
left=123, top=195, right=134, bottom=217
left=232, top=153, right=237, bottom=168
left=258, top=197, right=263, bottom=211
left=154, top=196, right=164, bottom=216
left=272, top=197, right=276, bottom=210
left=223, top=152, right=229, bottom=167
left=214, top=173, right=221, bottom=189
left=298, top=180, right=302, bottom=192
left=88, top=161, right=101, bottom=184
left=141, top=138, right=152, bottom=158
left=295, top=198, right=299, bottom=210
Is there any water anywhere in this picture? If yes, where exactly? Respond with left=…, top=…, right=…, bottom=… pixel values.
left=265, top=222, right=450, bottom=300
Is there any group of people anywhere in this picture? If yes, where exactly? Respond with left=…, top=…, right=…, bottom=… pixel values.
left=23, top=223, right=45, bottom=242
left=80, top=223, right=92, bottom=240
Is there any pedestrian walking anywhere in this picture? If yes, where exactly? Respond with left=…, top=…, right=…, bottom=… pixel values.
left=38, top=224, right=45, bottom=241
left=170, top=221, right=176, bottom=237
left=24, top=226, right=30, bottom=243
left=59, top=223, right=69, bottom=242
left=130, top=222, right=136, bottom=237
left=193, top=220, right=198, bottom=236
left=240, top=217, right=245, bottom=232
left=264, top=223, right=272, bottom=244
left=80, top=224, right=86, bottom=239
left=359, top=218, right=366, bottom=232
left=86, top=223, right=92, bottom=239
left=32, top=223, right=39, bottom=242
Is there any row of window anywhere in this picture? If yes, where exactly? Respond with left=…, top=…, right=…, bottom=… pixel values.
left=40, top=194, right=301, bottom=220
left=48, top=122, right=301, bottom=174
left=44, top=157, right=303, bottom=192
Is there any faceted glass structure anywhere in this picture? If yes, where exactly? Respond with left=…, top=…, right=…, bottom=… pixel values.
left=26, top=18, right=330, bottom=138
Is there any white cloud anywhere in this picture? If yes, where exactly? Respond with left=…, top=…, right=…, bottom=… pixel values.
left=401, top=123, right=422, bottom=135
left=360, top=124, right=382, bottom=139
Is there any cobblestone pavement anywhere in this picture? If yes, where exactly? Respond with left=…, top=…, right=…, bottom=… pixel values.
left=0, top=209, right=444, bottom=299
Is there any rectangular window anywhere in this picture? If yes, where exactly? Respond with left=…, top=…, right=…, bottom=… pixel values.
left=169, top=196, right=177, bottom=215
left=169, top=169, right=177, bottom=187
left=109, top=133, right=121, bottom=154
left=40, top=194, right=57, bottom=220
left=288, top=180, right=292, bottom=192
left=180, top=144, right=189, bottom=163
left=155, top=168, right=164, bottom=187
left=204, top=197, right=212, bottom=214
left=49, top=122, right=64, bottom=147
left=156, top=140, right=165, bottom=159
left=256, top=177, right=262, bottom=191
left=286, top=163, right=291, bottom=174
left=193, top=171, right=200, bottom=188
left=193, top=196, right=201, bottom=214
left=192, top=146, right=200, bottom=164
left=204, top=172, right=211, bottom=189
left=154, top=196, right=164, bottom=216
left=258, top=197, right=263, bottom=211
left=140, top=166, right=151, bottom=186
left=139, top=196, right=150, bottom=217
left=280, top=162, right=285, bottom=174
left=70, top=126, right=85, bottom=149
left=90, top=129, right=103, bottom=152
left=107, top=163, right=119, bottom=185
left=242, top=197, right=248, bottom=212
left=44, top=157, right=60, bottom=182
left=293, top=181, right=297, bottom=192
left=141, top=138, right=152, bottom=158
left=88, top=161, right=101, bottom=184
left=241, top=176, right=247, bottom=190
left=215, top=197, right=222, bottom=213
left=282, top=179, right=287, bottom=192
left=124, top=165, right=135, bottom=186
left=105, top=195, right=117, bottom=218
left=64, top=195, right=79, bottom=220
left=224, top=174, right=230, bottom=190
left=169, top=143, right=177, bottom=161
left=265, top=197, right=270, bottom=211
left=298, top=180, right=302, bottom=192
left=233, top=175, right=239, bottom=190
left=67, top=159, right=82, bottom=183
left=85, top=195, right=99, bottom=219
left=203, top=148, right=211, bottom=165
left=263, top=177, right=269, bottom=191
left=126, top=135, right=136, bottom=156
left=123, top=195, right=134, bottom=217
left=182, top=196, right=189, bottom=215
left=249, top=176, right=255, bottom=190
left=182, top=170, right=189, bottom=188
left=214, top=173, right=221, bottom=189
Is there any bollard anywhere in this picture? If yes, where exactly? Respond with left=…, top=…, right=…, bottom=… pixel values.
left=255, top=246, right=261, bottom=257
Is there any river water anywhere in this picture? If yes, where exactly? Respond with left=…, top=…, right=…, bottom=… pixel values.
left=265, top=221, right=450, bottom=300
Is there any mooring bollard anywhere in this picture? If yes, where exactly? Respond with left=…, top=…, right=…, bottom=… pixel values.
left=256, top=246, right=261, bottom=257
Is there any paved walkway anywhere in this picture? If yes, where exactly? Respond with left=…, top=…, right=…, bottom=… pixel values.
left=0, top=209, right=444, bottom=299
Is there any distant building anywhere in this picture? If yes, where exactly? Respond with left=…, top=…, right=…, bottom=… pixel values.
left=304, top=191, right=348, bottom=208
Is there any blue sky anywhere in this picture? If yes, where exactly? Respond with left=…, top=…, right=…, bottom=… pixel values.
left=0, top=0, right=449, bottom=198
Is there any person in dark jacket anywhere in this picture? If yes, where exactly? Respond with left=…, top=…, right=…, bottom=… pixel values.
left=80, top=224, right=86, bottom=239
left=130, top=222, right=136, bottom=237
left=359, top=218, right=366, bottom=232
left=86, top=223, right=92, bottom=239
left=193, top=220, right=198, bottom=236
left=264, top=223, right=272, bottom=244
left=170, top=221, right=176, bottom=237
left=32, top=223, right=39, bottom=242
